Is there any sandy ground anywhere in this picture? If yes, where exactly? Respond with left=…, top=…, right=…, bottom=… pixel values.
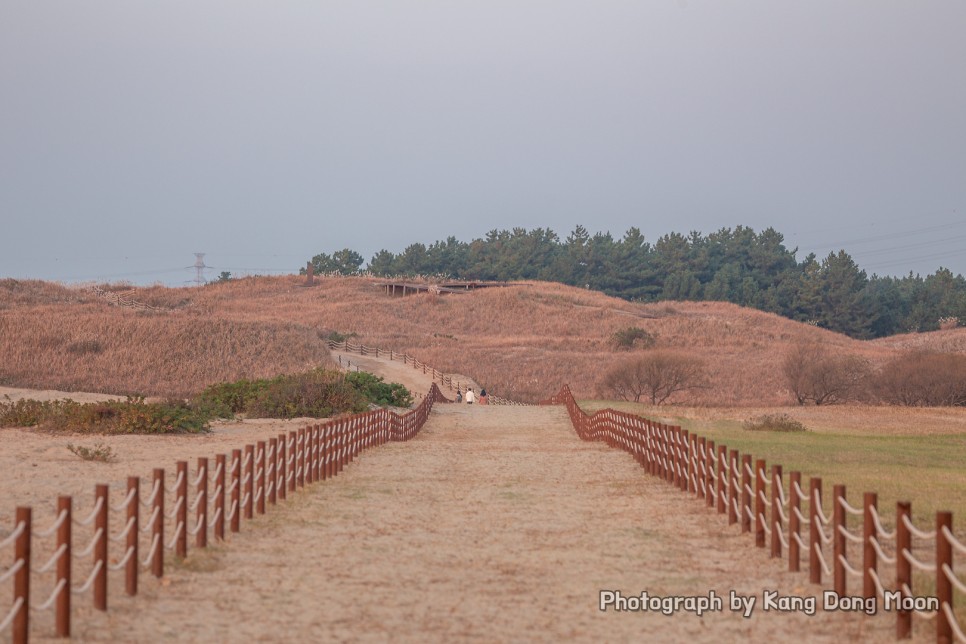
left=0, top=359, right=932, bottom=642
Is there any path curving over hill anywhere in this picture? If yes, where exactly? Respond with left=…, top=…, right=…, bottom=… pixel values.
left=68, top=404, right=901, bottom=642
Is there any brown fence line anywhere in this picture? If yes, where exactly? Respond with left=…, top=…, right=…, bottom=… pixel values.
left=0, top=383, right=448, bottom=643
left=328, top=339, right=527, bottom=406
left=89, top=286, right=163, bottom=312
left=540, top=384, right=966, bottom=644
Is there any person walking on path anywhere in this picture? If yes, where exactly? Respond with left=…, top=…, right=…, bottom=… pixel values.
left=456, top=389, right=462, bottom=403
left=479, top=388, right=488, bottom=405
left=465, top=388, right=475, bottom=404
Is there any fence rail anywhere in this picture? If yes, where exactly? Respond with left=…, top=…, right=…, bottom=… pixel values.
left=541, top=384, right=965, bottom=644
left=0, top=383, right=447, bottom=643
left=328, top=339, right=526, bottom=406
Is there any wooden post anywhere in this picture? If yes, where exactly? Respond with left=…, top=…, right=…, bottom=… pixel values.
left=833, top=484, right=847, bottom=597
left=215, top=455, right=226, bottom=540
left=936, top=512, right=953, bottom=644
left=706, top=440, right=716, bottom=508
left=755, top=459, right=766, bottom=548
left=13, top=507, right=31, bottom=644
left=277, top=435, right=287, bottom=501
left=152, top=469, right=164, bottom=577
left=244, top=446, right=254, bottom=520
left=697, top=437, right=707, bottom=501
left=176, top=462, right=188, bottom=558
left=741, top=455, right=752, bottom=534
left=230, top=451, right=241, bottom=533
left=126, top=477, right=139, bottom=595
left=288, top=432, right=297, bottom=493
left=863, top=492, right=877, bottom=599
left=728, top=450, right=739, bottom=525
left=256, top=442, right=266, bottom=515
left=896, top=502, right=911, bottom=639
left=789, top=472, right=801, bottom=572
left=94, top=484, right=109, bottom=610
left=810, top=478, right=822, bottom=585
left=717, top=445, right=727, bottom=514
left=196, top=458, right=208, bottom=548
left=268, top=438, right=278, bottom=506
left=771, top=465, right=783, bottom=558
left=56, top=497, right=71, bottom=637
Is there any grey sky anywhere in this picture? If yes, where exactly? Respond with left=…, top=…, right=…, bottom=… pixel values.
left=2, top=1, right=964, bottom=285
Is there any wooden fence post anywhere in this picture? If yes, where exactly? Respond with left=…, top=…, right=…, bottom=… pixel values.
left=277, top=435, right=287, bottom=501
left=789, top=472, right=801, bottom=572
left=741, top=455, right=752, bottom=534
left=936, top=511, right=953, bottom=644
left=230, top=451, right=241, bottom=533
left=152, top=469, right=164, bottom=577
left=728, top=450, right=739, bottom=525
left=833, top=484, right=846, bottom=597
left=256, top=442, right=266, bottom=515
left=94, top=484, right=108, bottom=610
left=176, top=462, right=188, bottom=559
left=809, top=478, right=822, bottom=584
left=268, top=439, right=278, bottom=506
left=214, top=455, right=226, bottom=541
left=863, top=492, right=877, bottom=599
left=13, top=507, right=31, bottom=644
left=896, top=501, right=911, bottom=639
left=244, top=447, right=254, bottom=519
left=196, top=458, right=208, bottom=549
left=56, top=496, right=71, bottom=637
left=126, top=477, right=139, bottom=595
left=771, top=465, right=783, bottom=558
left=755, top=459, right=766, bottom=548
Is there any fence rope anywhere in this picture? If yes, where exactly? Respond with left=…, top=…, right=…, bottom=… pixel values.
left=792, top=506, right=809, bottom=526
left=71, top=560, right=104, bottom=594
left=141, top=534, right=161, bottom=567
left=0, top=598, right=24, bottom=634
left=140, top=506, right=160, bottom=533
left=901, top=548, right=936, bottom=572
left=109, top=516, right=137, bottom=543
left=112, top=487, right=137, bottom=512
left=35, top=509, right=69, bottom=539
left=164, top=521, right=185, bottom=550
left=208, top=507, right=223, bottom=529
left=0, top=558, right=24, bottom=584
left=837, top=524, right=863, bottom=544
left=901, top=514, right=936, bottom=540
left=941, top=602, right=966, bottom=644
left=943, top=563, right=966, bottom=595
left=108, top=545, right=136, bottom=571
left=74, top=496, right=105, bottom=527
left=837, top=554, right=863, bottom=578
left=35, top=542, right=68, bottom=574
left=31, top=578, right=67, bottom=613
left=76, top=527, right=104, bottom=557
left=837, top=495, right=863, bottom=516
left=142, top=479, right=162, bottom=507
left=867, top=568, right=889, bottom=601
left=164, top=470, right=185, bottom=495
left=816, top=524, right=833, bottom=545
left=0, top=521, right=27, bottom=548
left=164, top=496, right=185, bottom=520
left=758, top=513, right=772, bottom=534
left=868, top=536, right=897, bottom=565
left=813, top=543, right=833, bottom=576
left=866, top=505, right=896, bottom=540
left=812, top=490, right=831, bottom=526
left=901, top=584, right=938, bottom=619
left=791, top=531, right=808, bottom=550
left=942, top=525, right=966, bottom=556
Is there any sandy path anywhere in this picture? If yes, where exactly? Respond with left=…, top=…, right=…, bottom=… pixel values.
left=21, top=404, right=917, bottom=643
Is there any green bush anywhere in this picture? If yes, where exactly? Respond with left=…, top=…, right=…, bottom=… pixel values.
left=0, top=396, right=210, bottom=434
left=245, top=370, right=368, bottom=418
left=345, top=371, right=413, bottom=407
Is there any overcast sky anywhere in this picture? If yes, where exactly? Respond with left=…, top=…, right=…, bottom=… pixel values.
left=2, top=1, right=964, bottom=285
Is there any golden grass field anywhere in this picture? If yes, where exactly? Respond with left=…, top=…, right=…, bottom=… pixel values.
left=2, top=275, right=964, bottom=403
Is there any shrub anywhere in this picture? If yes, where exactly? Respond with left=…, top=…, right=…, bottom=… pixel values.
left=67, top=442, right=118, bottom=462
left=743, top=414, right=808, bottom=432
left=65, top=339, right=104, bottom=355
left=872, top=352, right=966, bottom=406
left=345, top=371, right=413, bottom=407
left=601, top=350, right=705, bottom=404
left=782, top=343, right=870, bottom=405
left=244, top=370, right=368, bottom=418
left=0, top=397, right=210, bottom=434
left=610, top=326, right=656, bottom=351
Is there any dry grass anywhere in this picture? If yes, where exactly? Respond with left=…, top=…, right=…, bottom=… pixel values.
left=2, top=275, right=965, bottom=404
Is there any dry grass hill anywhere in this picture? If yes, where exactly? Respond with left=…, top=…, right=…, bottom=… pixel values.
left=2, top=276, right=964, bottom=404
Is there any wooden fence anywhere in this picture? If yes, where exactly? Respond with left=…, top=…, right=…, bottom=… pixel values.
left=541, top=384, right=966, bottom=643
left=0, top=384, right=448, bottom=643
left=328, top=339, right=526, bottom=406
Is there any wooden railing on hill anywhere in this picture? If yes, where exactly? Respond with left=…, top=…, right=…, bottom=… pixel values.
left=541, top=384, right=966, bottom=644
left=89, top=286, right=162, bottom=312
left=0, top=384, right=448, bottom=643
left=327, top=339, right=526, bottom=406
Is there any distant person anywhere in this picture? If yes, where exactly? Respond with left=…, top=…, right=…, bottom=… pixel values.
left=456, top=389, right=462, bottom=403
left=465, top=388, right=475, bottom=404
left=479, top=388, right=488, bottom=405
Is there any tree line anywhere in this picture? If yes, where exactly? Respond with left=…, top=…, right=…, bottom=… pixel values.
left=305, top=225, right=966, bottom=339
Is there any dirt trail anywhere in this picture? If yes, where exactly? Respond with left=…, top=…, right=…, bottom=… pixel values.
left=54, top=404, right=909, bottom=643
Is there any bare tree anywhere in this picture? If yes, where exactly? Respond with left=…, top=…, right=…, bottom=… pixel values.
left=602, top=351, right=705, bottom=404
left=782, top=342, right=869, bottom=405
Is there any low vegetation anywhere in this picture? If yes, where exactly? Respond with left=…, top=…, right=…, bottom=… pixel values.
left=600, top=351, right=705, bottom=404
left=67, top=442, right=118, bottom=463
left=0, top=397, right=210, bottom=434
left=609, top=326, right=656, bottom=351
left=742, top=413, right=807, bottom=432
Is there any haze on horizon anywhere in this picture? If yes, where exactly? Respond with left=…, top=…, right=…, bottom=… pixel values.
left=1, top=1, right=964, bottom=286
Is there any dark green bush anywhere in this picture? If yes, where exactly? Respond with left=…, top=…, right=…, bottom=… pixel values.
left=345, top=371, right=413, bottom=407
left=245, top=370, right=368, bottom=418
left=0, top=396, right=210, bottom=434
left=610, top=326, right=656, bottom=351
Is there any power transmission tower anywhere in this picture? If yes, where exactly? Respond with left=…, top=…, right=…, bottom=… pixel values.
left=192, top=253, right=208, bottom=286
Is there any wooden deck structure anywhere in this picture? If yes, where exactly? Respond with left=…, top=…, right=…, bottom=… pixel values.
left=378, top=281, right=516, bottom=297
